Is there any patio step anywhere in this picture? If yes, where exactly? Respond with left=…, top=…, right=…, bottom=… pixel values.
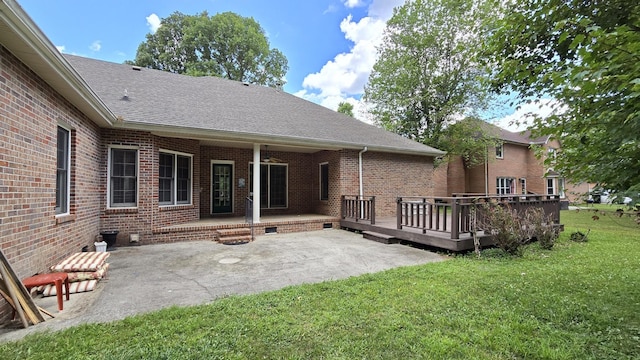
left=362, top=231, right=399, bottom=244
left=214, top=228, right=253, bottom=245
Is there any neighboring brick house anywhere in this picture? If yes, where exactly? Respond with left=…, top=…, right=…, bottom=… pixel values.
left=0, top=1, right=444, bottom=319
left=434, top=123, right=584, bottom=203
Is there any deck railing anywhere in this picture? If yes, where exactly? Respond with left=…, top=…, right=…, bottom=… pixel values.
left=341, top=195, right=376, bottom=224
left=397, top=194, right=561, bottom=239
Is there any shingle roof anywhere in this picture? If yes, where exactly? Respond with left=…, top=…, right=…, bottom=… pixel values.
left=65, top=55, right=444, bottom=156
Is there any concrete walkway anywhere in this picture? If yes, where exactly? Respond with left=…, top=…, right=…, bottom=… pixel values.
left=0, top=229, right=445, bottom=343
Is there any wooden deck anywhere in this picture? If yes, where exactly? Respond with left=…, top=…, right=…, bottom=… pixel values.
left=341, top=194, right=563, bottom=252
left=340, top=217, right=494, bottom=252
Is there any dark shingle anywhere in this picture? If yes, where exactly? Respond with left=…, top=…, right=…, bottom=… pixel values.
left=65, top=55, right=443, bottom=156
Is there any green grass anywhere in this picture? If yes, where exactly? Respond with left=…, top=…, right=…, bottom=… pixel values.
left=1, top=210, right=639, bottom=359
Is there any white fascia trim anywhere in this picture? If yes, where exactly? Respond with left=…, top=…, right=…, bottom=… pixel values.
left=1, top=0, right=116, bottom=127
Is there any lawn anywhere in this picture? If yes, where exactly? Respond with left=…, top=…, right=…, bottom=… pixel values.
left=1, top=209, right=638, bottom=359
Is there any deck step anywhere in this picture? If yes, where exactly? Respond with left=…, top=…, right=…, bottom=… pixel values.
left=362, top=231, right=399, bottom=244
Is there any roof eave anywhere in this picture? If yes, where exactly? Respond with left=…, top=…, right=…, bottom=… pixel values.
left=0, top=0, right=115, bottom=127
left=117, top=122, right=445, bottom=157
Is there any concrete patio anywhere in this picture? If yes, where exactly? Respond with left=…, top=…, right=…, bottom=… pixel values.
left=0, top=229, right=445, bottom=343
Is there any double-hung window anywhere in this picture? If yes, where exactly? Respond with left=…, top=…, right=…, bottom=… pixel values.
left=56, top=126, right=70, bottom=215
left=547, top=178, right=556, bottom=196
left=495, top=143, right=504, bottom=159
left=109, top=147, right=138, bottom=207
left=159, top=150, right=192, bottom=206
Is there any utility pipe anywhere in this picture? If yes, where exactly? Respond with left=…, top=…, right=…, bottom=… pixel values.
left=359, top=147, right=368, bottom=197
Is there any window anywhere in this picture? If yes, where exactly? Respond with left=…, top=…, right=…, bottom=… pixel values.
left=520, top=178, right=527, bottom=195
left=56, top=126, right=70, bottom=215
left=159, top=151, right=192, bottom=206
left=109, top=147, right=138, bottom=207
left=558, top=178, right=565, bottom=198
left=320, top=163, right=329, bottom=201
left=496, top=177, right=515, bottom=195
left=546, top=178, right=556, bottom=195
left=495, top=143, right=504, bottom=159
left=249, top=163, right=288, bottom=208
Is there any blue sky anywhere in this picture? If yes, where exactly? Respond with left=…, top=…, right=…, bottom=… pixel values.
left=18, top=0, right=406, bottom=120
left=17, top=0, right=540, bottom=130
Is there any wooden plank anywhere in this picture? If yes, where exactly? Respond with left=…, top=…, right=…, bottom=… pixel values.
left=0, top=249, right=45, bottom=326
left=0, top=261, right=28, bottom=327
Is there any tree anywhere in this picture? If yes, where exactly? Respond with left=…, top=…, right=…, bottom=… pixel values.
left=486, top=0, right=640, bottom=195
left=132, top=11, right=288, bottom=87
left=441, top=117, right=502, bottom=169
left=337, top=102, right=354, bottom=117
left=364, top=0, right=497, bottom=149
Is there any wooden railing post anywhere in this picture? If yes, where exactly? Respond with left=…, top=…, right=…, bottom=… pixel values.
left=451, top=198, right=460, bottom=239
left=371, top=196, right=376, bottom=225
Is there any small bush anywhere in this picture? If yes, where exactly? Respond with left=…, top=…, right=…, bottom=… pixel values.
left=480, top=204, right=526, bottom=256
left=523, top=207, right=558, bottom=250
left=570, top=230, right=589, bottom=242
left=480, top=204, right=559, bottom=255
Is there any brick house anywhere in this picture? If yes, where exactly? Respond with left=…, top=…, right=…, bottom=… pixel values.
left=434, top=122, right=586, bottom=203
left=0, top=0, right=444, bottom=318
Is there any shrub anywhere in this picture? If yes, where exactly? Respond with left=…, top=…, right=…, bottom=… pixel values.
left=480, top=203, right=526, bottom=256
left=480, top=204, right=559, bottom=255
left=522, top=207, right=559, bottom=250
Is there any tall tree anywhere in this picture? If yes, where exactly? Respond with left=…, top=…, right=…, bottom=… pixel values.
left=337, top=102, right=354, bottom=117
left=132, top=11, right=288, bottom=87
left=486, top=0, right=640, bottom=195
left=364, top=0, right=497, bottom=149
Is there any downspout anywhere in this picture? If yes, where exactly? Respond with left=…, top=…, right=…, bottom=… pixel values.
left=485, top=148, right=489, bottom=196
left=359, top=147, right=368, bottom=197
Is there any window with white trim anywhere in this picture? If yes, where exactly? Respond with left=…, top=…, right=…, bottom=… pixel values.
left=496, top=143, right=504, bottom=159
left=546, top=178, right=556, bottom=195
left=56, top=126, right=70, bottom=215
left=520, top=178, right=527, bottom=195
left=109, top=147, right=138, bottom=207
left=159, top=150, right=192, bottom=206
left=249, top=163, right=288, bottom=208
left=558, top=178, right=565, bottom=198
left=496, top=177, right=515, bottom=195
left=320, top=162, right=329, bottom=201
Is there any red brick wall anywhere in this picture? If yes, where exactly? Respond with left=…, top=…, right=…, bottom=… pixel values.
left=360, top=151, right=435, bottom=217
left=100, top=131, right=201, bottom=246
left=1, top=46, right=103, bottom=320
left=311, top=150, right=343, bottom=217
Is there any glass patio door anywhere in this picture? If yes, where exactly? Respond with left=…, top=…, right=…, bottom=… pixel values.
left=212, top=163, right=233, bottom=213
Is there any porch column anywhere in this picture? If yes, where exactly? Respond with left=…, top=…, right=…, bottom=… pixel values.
left=252, top=143, right=261, bottom=223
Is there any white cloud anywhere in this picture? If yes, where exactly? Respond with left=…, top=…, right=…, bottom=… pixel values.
left=297, top=0, right=406, bottom=122
left=89, top=40, right=101, bottom=52
left=492, top=99, right=563, bottom=132
left=56, top=45, right=65, bottom=53
left=343, top=0, right=365, bottom=8
left=146, top=13, right=161, bottom=33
